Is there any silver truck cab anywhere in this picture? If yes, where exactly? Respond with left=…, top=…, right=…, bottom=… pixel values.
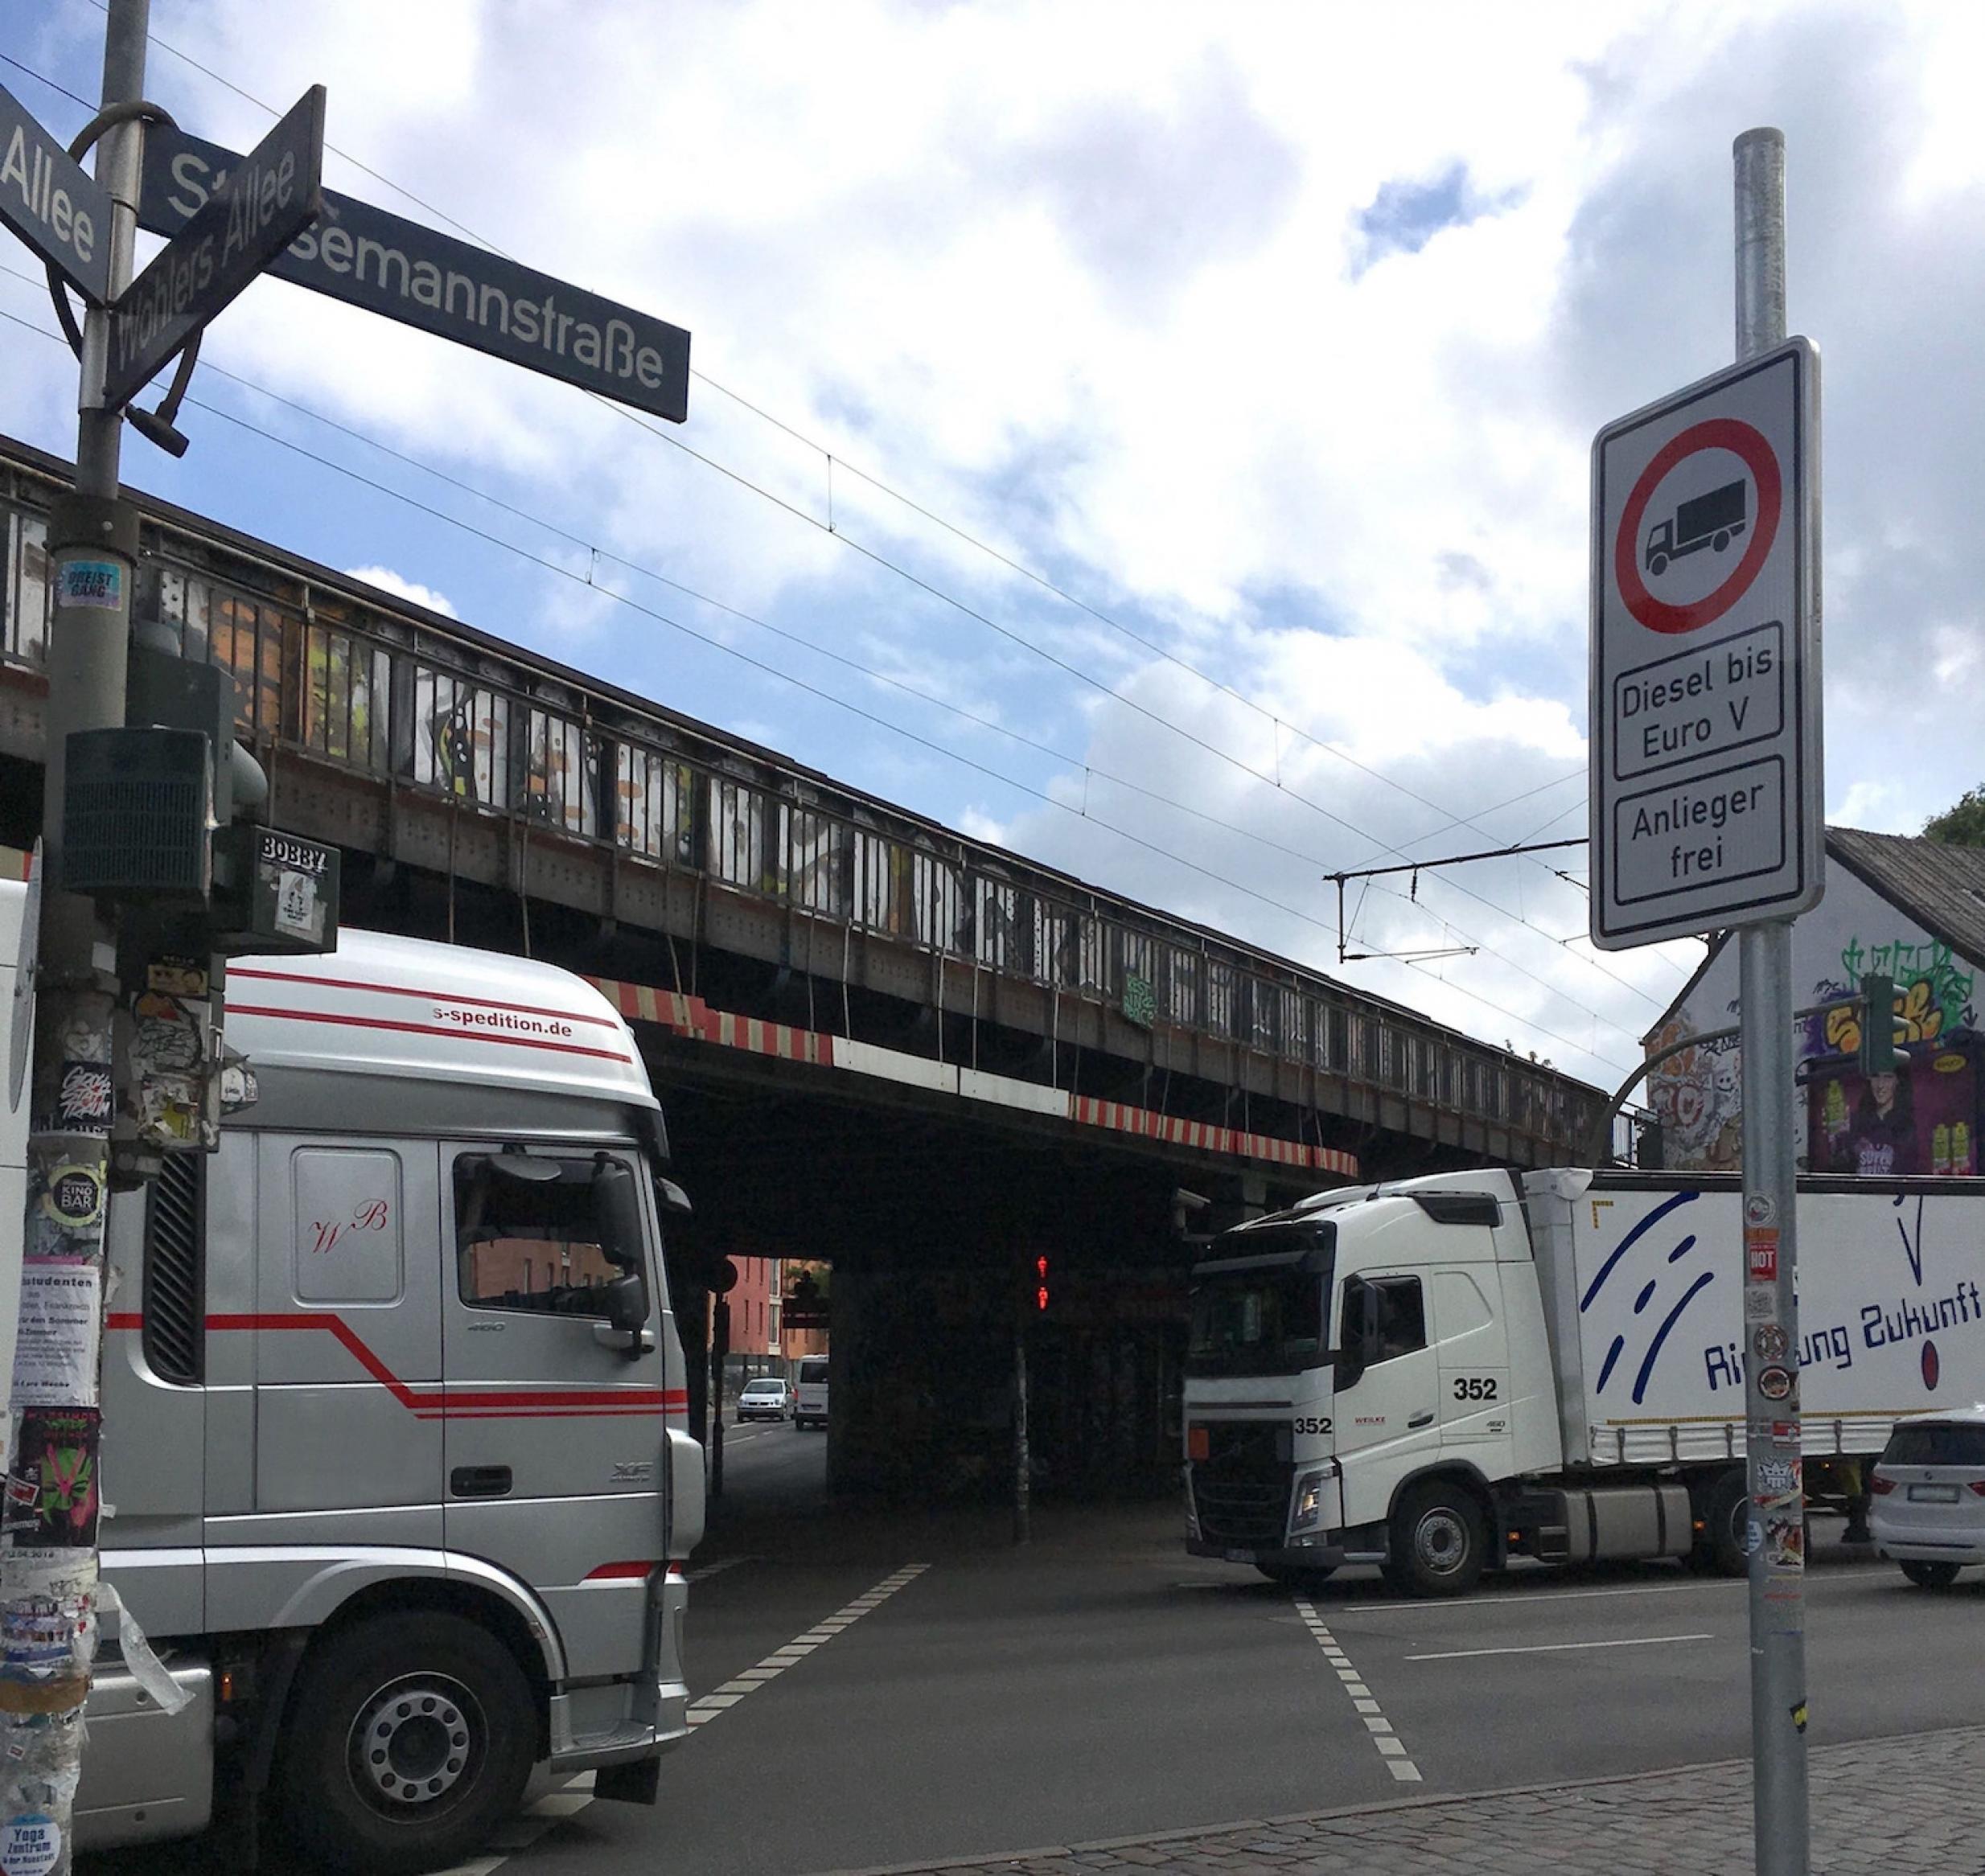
left=0, top=891, right=703, bottom=1874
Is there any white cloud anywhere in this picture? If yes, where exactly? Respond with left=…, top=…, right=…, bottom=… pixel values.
left=4, top=0, right=1980, bottom=1087
left=343, top=564, right=458, bottom=618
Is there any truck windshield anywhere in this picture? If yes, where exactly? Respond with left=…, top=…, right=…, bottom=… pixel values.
left=1186, top=1225, right=1333, bottom=1379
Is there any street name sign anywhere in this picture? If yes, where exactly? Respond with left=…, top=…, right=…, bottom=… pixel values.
left=102, top=84, right=326, bottom=411
left=1588, top=338, right=1821, bottom=950
left=138, top=125, right=692, bottom=424
left=0, top=83, right=113, bottom=304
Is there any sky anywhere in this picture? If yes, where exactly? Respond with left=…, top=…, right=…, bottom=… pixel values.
left=3, top=0, right=1982, bottom=1095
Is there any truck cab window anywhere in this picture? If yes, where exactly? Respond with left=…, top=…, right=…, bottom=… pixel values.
left=1346, top=1275, right=1426, bottom=1365
left=454, top=1152, right=627, bottom=1319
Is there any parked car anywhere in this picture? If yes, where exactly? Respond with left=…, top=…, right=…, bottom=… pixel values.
left=1869, top=1406, right=1985, bottom=1587
left=738, top=1378, right=792, bottom=1422
left=795, top=1357, right=829, bottom=1430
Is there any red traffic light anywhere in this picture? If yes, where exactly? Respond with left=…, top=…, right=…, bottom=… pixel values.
left=1034, top=1254, right=1050, bottom=1312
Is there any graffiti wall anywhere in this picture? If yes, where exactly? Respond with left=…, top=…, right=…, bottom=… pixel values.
left=1646, top=859, right=1981, bottom=1172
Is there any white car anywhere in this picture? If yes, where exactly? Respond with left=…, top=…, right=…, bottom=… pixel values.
left=738, top=1378, right=792, bottom=1422
left=1869, top=1405, right=1985, bottom=1587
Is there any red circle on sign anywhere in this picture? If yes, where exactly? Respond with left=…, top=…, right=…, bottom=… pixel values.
left=1614, top=417, right=1782, bottom=634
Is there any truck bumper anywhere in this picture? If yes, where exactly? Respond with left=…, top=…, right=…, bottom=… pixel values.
left=547, top=1568, right=690, bottom=1775
left=1187, top=1531, right=1388, bottom=1570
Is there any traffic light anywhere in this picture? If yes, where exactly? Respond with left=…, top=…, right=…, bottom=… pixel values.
left=1859, top=973, right=1897, bottom=1078
left=1034, top=1254, right=1050, bottom=1314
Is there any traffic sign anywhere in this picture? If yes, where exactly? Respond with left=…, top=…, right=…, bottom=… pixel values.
left=102, top=84, right=325, bottom=411
left=0, top=84, right=113, bottom=304
left=138, top=124, right=692, bottom=424
left=1588, top=339, right=1821, bottom=950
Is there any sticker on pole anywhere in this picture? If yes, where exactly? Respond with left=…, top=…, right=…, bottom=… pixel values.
left=1588, top=339, right=1821, bottom=949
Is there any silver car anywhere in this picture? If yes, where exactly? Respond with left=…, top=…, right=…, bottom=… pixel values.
left=1870, top=1406, right=1985, bottom=1588
left=738, top=1377, right=792, bottom=1421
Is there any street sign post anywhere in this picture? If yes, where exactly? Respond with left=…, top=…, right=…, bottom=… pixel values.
left=0, top=80, right=114, bottom=303
left=1588, top=338, right=1822, bottom=950
left=101, top=84, right=325, bottom=410
left=138, top=123, right=693, bottom=424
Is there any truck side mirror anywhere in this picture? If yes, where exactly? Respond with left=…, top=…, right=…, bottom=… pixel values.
left=603, top=1271, right=648, bottom=1333
left=1336, top=1277, right=1375, bottom=1392
left=591, top=1159, right=651, bottom=1354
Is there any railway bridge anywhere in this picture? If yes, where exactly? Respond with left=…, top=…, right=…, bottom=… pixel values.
left=0, top=432, right=1609, bottom=1500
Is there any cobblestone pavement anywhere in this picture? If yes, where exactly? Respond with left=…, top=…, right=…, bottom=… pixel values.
left=823, top=1727, right=1985, bottom=1876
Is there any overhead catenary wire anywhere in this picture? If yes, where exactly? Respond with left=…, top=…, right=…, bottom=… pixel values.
left=0, top=221, right=1666, bottom=1034
left=0, top=294, right=1640, bottom=1077
left=35, top=27, right=1679, bottom=1001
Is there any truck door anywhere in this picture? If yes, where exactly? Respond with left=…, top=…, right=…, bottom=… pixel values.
left=440, top=1146, right=670, bottom=1624
left=1329, top=1271, right=1440, bottom=1523
left=1434, top=1267, right=1511, bottom=1451
left=252, top=1135, right=443, bottom=1542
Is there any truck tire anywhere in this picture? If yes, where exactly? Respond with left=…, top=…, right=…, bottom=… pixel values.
left=1703, top=1468, right=1750, bottom=1576
left=1389, top=1482, right=1485, bottom=1596
left=275, top=1610, right=537, bottom=1876
left=1256, top=1562, right=1337, bottom=1592
left=1901, top=1561, right=1961, bottom=1590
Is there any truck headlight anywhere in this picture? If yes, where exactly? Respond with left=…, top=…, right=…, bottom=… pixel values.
left=1290, top=1469, right=1330, bottom=1534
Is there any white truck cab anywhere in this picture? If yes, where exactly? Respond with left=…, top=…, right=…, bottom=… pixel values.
left=1186, top=1172, right=1559, bottom=1593
left=2, top=885, right=704, bottom=1873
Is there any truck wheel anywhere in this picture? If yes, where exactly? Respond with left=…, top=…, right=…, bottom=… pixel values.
left=1712, top=529, right=1731, bottom=552
left=1901, top=1561, right=1961, bottom=1590
left=1390, top=1483, right=1485, bottom=1597
left=1256, top=1562, right=1337, bottom=1593
left=1649, top=552, right=1670, bottom=577
left=276, top=1611, right=536, bottom=1876
left=1703, top=1469, right=1751, bottom=1576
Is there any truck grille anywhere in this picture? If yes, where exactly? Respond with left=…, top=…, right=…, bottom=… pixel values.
left=1190, top=1420, right=1292, bottom=1546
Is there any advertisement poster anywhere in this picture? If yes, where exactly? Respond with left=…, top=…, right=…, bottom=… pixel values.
left=8, top=1266, right=101, bottom=1410
left=1806, top=1037, right=1979, bottom=1178
left=2, top=1408, right=100, bottom=1550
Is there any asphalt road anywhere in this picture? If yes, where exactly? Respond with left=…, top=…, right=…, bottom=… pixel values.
left=465, top=1425, right=1985, bottom=1876
left=88, top=1420, right=1985, bottom=1876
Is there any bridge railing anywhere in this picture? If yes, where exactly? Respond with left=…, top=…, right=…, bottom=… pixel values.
left=1, top=465, right=1601, bottom=1157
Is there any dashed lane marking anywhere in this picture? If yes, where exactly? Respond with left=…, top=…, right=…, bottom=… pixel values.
left=1295, top=1596, right=1421, bottom=1785
left=434, top=1563, right=928, bottom=1874
left=429, top=1773, right=598, bottom=1876
left=684, top=1562, right=928, bottom=1729
left=685, top=1554, right=759, bottom=1582
left=1342, top=1563, right=1888, bottom=1615
left=1404, top=1632, right=1713, bottom=1662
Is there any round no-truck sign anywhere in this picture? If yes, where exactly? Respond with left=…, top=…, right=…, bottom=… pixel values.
left=1588, top=339, right=1821, bottom=951
left=1614, top=417, right=1782, bottom=635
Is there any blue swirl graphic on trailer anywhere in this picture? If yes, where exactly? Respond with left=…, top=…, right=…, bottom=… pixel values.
left=1580, top=1190, right=1713, bottom=1404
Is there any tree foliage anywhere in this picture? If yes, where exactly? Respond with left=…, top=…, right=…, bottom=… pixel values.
left=1923, top=786, right=1985, bottom=848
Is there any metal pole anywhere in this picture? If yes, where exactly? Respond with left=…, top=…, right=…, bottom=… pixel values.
left=1013, top=1319, right=1031, bottom=1545
left=1734, top=124, right=1808, bottom=1876
left=709, top=1296, right=729, bottom=1502
left=5, top=6, right=148, bottom=1870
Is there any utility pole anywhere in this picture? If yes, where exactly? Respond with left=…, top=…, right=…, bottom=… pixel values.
left=1734, top=125, right=1809, bottom=1876
left=3, top=3, right=148, bottom=1870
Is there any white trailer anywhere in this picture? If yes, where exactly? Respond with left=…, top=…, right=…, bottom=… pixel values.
left=2, top=883, right=704, bottom=1872
left=1184, top=1167, right=1985, bottom=1595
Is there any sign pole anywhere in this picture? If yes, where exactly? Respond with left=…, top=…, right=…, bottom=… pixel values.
left=5, top=3, right=147, bottom=1870
left=1734, top=125, right=1808, bottom=1876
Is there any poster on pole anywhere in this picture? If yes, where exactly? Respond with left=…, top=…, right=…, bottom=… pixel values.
left=1588, top=339, right=1822, bottom=950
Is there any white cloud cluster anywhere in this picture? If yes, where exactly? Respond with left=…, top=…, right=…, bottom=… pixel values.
left=4, top=0, right=1981, bottom=1087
